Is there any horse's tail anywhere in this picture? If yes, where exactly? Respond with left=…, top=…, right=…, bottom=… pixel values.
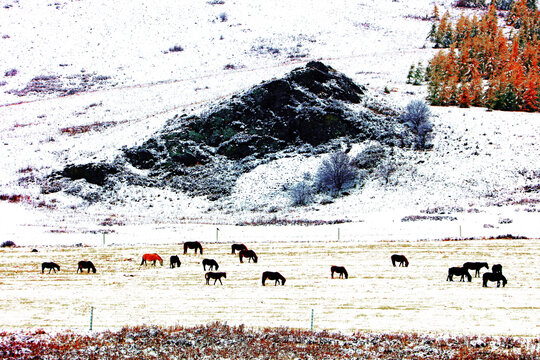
left=183, top=243, right=187, bottom=254
left=199, top=244, right=203, bottom=255
left=391, top=256, right=396, bottom=267
left=140, top=256, right=145, bottom=266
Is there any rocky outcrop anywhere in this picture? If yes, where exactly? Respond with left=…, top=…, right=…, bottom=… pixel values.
left=53, top=62, right=412, bottom=200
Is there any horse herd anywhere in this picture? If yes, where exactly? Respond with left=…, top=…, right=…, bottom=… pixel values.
left=138, top=242, right=284, bottom=286
left=38, top=243, right=507, bottom=288
left=447, top=262, right=508, bottom=287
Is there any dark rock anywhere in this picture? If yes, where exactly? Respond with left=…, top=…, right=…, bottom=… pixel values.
left=62, top=163, right=119, bottom=186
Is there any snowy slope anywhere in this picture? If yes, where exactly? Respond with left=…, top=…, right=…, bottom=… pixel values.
left=0, top=0, right=539, bottom=244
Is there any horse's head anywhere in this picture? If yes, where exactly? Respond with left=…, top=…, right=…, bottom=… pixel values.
left=281, top=276, right=286, bottom=285
left=483, top=263, right=489, bottom=269
left=253, top=254, right=258, bottom=263
left=501, top=275, right=507, bottom=287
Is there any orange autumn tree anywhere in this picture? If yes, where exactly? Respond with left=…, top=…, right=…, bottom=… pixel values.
left=426, top=1, right=540, bottom=111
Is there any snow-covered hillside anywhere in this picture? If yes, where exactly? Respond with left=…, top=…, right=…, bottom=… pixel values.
left=1, top=0, right=539, bottom=245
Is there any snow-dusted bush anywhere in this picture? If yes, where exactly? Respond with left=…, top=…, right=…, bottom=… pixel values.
left=400, top=100, right=433, bottom=150
left=1, top=240, right=15, bottom=247
left=168, top=44, right=184, bottom=52
left=316, top=151, right=357, bottom=193
left=290, top=180, right=313, bottom=206
left=377, top=159, right=397, bottom=185
left=353, top=144, right=385, bottom=170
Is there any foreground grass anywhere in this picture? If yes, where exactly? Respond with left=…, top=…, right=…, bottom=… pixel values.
left=1, top=323, right=538, bottom=359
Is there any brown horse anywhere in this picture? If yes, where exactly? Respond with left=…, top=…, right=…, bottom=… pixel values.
left=184, top=241, right=203, bottom=255
left=331, top=265, right=348, bottom=279
left=231, top=243, right=248, bottom=254
left=205, top=272, right=226, bottom=285
left=41, top=262, right=60, bottom=274
left=463, top=262, right=488, bottom=277
left=77, top=260, right=96, bottom=273
left=239, top=249, right=258, bottom=263
left=483, top=272, right=507, bottom=287
left=262, top=271, right=286, bottom=286
left=140, top=253, right=163, bottom=266
left=446, top=267, right=471, bottom=282
left=202, top=258, right=219, bottom=271
left=391, top=254, right=409, bottom=267
left=170, top=255, right=181, bottom=268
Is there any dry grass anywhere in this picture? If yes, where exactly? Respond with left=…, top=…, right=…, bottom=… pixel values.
left=0, top=322, right=538, bottom=359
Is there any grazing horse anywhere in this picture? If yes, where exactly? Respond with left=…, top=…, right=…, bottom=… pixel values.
left=31, top=249, right=38, bottom=253
left=41, top=262, right=60, bottom=274
left=492, top=264, right=503, bottom=274
left=482, top=272, right=507, bottom=287
left=140, top=253, right=163, bottom=266
left=239, top=249, right=258, bottom=263
left=170, top=255, right=181, bottom=268
left=463, top=262, right=488, bottom=277
left=231, top=243, right=248, bottom=254
left=202, top=258, right=219, bottom=271
left=262, top=271, right=286, bottom=286
left=391, top=254, right=409, bottom=267
left=331, top=265, right=348, bottom=279
left=184, top=241, right=203, bottom=255
left=446, top=267, right=471, bottom=282
left=77, top=260, right=96, bottom=273
left=205, top=272, right=227, bottom=285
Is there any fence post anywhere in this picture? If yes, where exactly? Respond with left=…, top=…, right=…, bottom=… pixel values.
left=311, top=309, right=314, bottom=331
left=338, top=228, right=340, bottom=241
left=90, top=306, right=94, bottom=331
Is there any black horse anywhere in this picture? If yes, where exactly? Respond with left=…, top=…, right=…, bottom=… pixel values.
left=463, top=262, right=488, bottom=277
left=331, top=265, right=348, bottom=279
left=41, top=262, right=60, bottom=274
left=170, top=255, right=181, bottom=268
left=391, top=254, right=409, bottom=267
left=262, top=271, right=286, bottom=286
left=231, top=243, right=248, bottom=254
left=205, top=272, right=227, bottom=285
left=492, top=264, right=503, bottom=274
left=77, top=261, right=96, bottom=273
left=184, top=241, right=203, bottom=255
left=482, top=272, right=507, bottom=287
left=446, top=267, right=472, bottom=282
left=202, top=258, right=219, bottom=271
left=239, top=249, right=258, bottom=263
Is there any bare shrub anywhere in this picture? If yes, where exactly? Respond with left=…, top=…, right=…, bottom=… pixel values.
left=353, top=144, right=386, bottom=170
left=377, top=159, right=397, bottom=185
left=1, top=240, right=15, bottom=247
left=219, top=12, right=228, bottom=22
left=400, top=100, right=433, bottom=150
left=290, top=180, right=313, bottom=206
left=168, top=44, right=184, bottom=52
left=316, top=151, right=358, bottom=193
